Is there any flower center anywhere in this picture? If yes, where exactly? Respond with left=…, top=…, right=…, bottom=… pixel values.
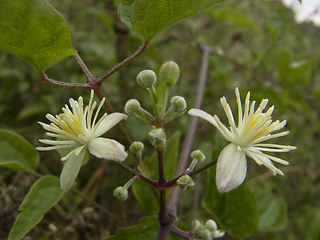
left=57, top=112, right=84, bottom=137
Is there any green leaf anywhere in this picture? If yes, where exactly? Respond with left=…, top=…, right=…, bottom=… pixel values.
left=257, top=192, right=287, bottom=231
left=202, top=166, right=258, bottom=238
left=132, top=131, right=180, bottom=212
left=9, top=175, right=64, bottom=240
left=119, top=0, right=226, bottom=40
left=0, top=129, right=39, bottom=173
left=105, top=215, right=159, bottom=240
left=0, top=0, right=76, bottom=71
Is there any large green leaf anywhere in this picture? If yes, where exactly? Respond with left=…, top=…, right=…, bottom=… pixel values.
left=9, top=175, right=64, bottom=240
left=0, top=129, right=39, bottom=173
left=119, top=0, right=226, bottom=40
left=202, top=166, right=258, bottom=238
left=132, top=131, right=180, bottom=212
left=257, top=192, right=287, bottom=231
left=0, top=0, right=76, bottom=71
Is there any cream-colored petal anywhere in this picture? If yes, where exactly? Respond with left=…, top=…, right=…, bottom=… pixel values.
left=88, top=137, right=127, bottom=161
left=60, top=147, right=86, bottom=191
left=93, top=113, right=127, bottom=138
left=188, top=109, right=233, bottom=140
left=188, top=109, right=218, bottom=127
left=216, top=143, right=247, bottom=193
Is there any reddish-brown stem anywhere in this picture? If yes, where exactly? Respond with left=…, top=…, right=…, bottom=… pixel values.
left=97, top=41, right=149, bottom=82
left=39, top=71, right=89, bottom=89
left=171, top=227, right=194, bottom=239
left=157, top=145, right=172, bottom=240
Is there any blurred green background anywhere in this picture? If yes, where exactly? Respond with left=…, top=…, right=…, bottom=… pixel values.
left=0, top=0, right=319, bottom=239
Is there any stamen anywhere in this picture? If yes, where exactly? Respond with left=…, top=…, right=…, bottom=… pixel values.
left=220, top=97, right=238, bottom=136
left=235, top=87, right=243, bottom=127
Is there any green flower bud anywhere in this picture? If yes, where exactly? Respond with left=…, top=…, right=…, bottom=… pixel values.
left=136, top=70, right=157, bottom=88
left=130, top=141, right=144, bottom=154
left=170, top=96, right=186, bottom=112
left=177, top=174, right=194, bottom=190
left=159, top=61, right=180, bottom=86
left=205, top=219, right=218, bottom=231
left=198, top=229, right=212, bottom=240
left=113, top=186, right=128, bottom=201
left=191, top=150, right=206, bottom=162
left=124, top=99, right=141, bottom=115
left=148, top=128, right=166, bottom=146
left=192, top=220, right=202, bottom=231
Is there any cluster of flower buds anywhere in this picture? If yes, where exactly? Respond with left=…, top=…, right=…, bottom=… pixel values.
left=192, top=219, right=225, bottom=240
left=125, top=61, right=186, bottom=124
left=148, top=128, right=166, bottom=147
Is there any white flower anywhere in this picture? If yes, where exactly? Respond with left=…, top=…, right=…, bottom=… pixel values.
left=37, top=90, right=128, bottom=191
left=188, top=88, right=296, bottom=193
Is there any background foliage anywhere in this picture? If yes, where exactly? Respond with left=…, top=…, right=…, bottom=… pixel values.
left=0, top=0, right=319, bottom=239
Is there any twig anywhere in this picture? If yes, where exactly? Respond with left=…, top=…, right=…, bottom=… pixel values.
left=97, top=41, right=149, bottom=82
left=167, top=44, right=212, bottom=212
left=171, top=227, right=194, bottom=239
left=39, top=71, right=89, bottom=89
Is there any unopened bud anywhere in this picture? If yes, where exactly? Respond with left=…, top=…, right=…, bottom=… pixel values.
left=124, top=99, right=141, bottom=115
left=191, top=150, right=206, bottom=162
left=159, top=61, right=180, bottom=86
left=205, top=220, right=218, bottom=231
left=192, top=220, right=202, bottom=231
left=177, top=174, right=194, bottom=190
left=136, top=70, right=156, bottom=88
left=113, top=186, right=128, bottom=201
left=130, top=141, right=144, bottom=154
left=198, top=229, right=212, bottom=240
left=170, top=96, right=186, bottom=112
left=148, top=128, right=166, bottom=146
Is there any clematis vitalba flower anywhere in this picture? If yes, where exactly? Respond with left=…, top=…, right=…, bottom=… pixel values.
left=37, top=90, right=128, bottom=191
left=188, top=88, right=296, bottom=193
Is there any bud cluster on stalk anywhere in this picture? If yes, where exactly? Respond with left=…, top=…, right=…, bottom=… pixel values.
left=124, top=61, right=186, bottom=126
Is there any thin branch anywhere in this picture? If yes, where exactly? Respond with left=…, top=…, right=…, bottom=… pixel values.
left=167, top=44, right=212, bottom=211
left=171, top=227, right=194, bottom=239
left=189, top=159, right=216, bottom=177
left=97, top=41, right=149, bottom=82
left=39, top=71, right=89, bottom=89
left=74, top=53, right=95, bottom=81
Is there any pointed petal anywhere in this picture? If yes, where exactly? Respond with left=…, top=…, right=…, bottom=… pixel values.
left=188, top=109, right=233, bottom=141
left=88, top=137, right=127, bottom=161
left=216, top=143, right=247, bottom=193
left=93, top=113, right=127, bottom=138
left=188, top=109, right=218, bottom=127
left=60, top=147, right=86, bottom=191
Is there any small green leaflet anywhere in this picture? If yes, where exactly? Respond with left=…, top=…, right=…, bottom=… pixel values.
left=9, top=175, right=64, bottom=240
